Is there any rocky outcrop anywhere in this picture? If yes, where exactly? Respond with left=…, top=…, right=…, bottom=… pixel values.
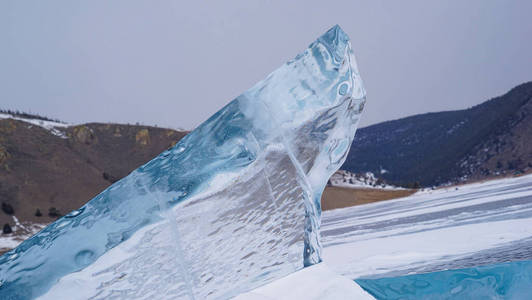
left=135, top=129, right=150, bottom=146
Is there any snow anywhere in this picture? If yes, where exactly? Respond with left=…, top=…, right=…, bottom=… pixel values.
left=0, top=218, right=46, bottom=252
left=0, top=113, right=68, bottom=138
left=0, top=235, right=26, bottom=251
left=329, top=170, right=402, bottom=190
left=321, top=174, right=532, bottom=279
left=325, top=217, right=532, bottom=279
left=234, top=263, right=374, bottom=300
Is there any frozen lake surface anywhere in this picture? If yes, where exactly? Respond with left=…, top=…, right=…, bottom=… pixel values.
left=321, top=174, right=532, bottom=279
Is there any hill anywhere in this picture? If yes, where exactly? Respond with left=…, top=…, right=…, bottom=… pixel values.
left=342, top=82, right=532, bottom=186
left=0, top=118, right=186, bottom=229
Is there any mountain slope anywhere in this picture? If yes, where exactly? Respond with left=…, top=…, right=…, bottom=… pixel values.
left=342, top=82, right=532, bottom=186
left=0, top=119, right=186, bottom=227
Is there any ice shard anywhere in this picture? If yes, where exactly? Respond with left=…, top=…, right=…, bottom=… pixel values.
left=356, top=260, right=532, bottom=299
left=0, top=25, right=366, bottom=299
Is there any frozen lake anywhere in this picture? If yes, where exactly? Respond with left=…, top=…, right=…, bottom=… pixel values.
left=321, top=174, right=532, bottom=279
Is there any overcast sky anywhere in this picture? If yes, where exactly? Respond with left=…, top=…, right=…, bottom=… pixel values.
left=1, top=1, right=531, bottom=130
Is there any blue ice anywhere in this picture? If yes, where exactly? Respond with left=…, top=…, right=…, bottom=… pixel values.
left=0, top=25, right=366, bottom=299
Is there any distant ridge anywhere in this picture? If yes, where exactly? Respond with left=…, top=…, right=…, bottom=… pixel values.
left=342, top=81, right=532, bottom=186
left=0, top=109, right=65, bottom=124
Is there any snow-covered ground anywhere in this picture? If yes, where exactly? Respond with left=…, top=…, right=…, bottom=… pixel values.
left=321, top=173, right=532, bottom=280
left=234, top=263, right=373, bottom=300
left=0, top=216, right=46, bottom=252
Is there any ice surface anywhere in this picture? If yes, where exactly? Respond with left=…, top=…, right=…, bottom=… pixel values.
left=357, top=260, right=532, bottom=299
left=0, top=25, right=366, bottom=299
left=321, top=173, right=532, bottom=280
left=321, top=174, right=532, bottom=299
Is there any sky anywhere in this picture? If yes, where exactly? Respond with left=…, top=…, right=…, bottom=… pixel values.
left=1, top=1, right=532, bottom=130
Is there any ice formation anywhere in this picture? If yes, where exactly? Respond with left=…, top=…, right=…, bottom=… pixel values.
left=0, top=25, right=366, bottom=299
left=357, top=260, right=532, bottom=299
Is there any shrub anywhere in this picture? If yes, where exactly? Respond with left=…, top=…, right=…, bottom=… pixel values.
left=48, top=207, right=62, bottom=218
left=1, top=202, right=14, bottom=215
left=3, top=223, right=12, bottom=234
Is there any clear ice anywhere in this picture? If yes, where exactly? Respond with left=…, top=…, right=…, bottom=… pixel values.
left=356, top=260, right=532, bottom=299
left=0, top=25, right=366, bottom=299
